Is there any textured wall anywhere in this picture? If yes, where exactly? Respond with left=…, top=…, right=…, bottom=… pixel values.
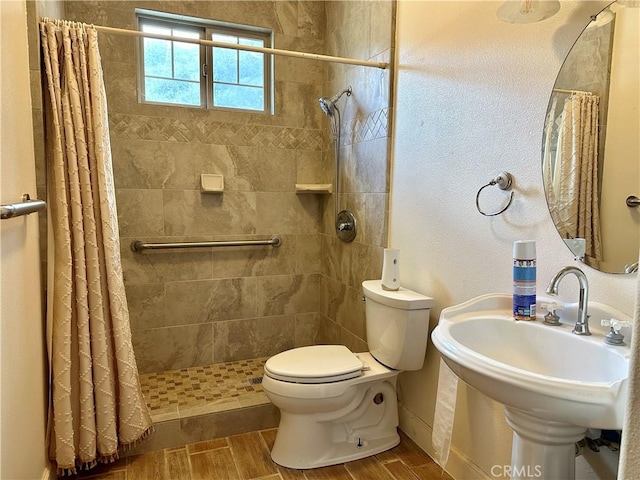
left=392, top=0, right=635, bottom=478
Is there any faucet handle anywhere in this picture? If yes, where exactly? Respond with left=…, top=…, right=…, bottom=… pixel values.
left=600, top=319, right=631, bottom=346
left=541, top=302, right=563, bottom=326
left=541, top=302, right=564, bottom=312
left=600, top=318, right=631, bottom=332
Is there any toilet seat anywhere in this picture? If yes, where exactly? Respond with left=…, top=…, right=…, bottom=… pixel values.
left=264, top=345, right=364, bottom=384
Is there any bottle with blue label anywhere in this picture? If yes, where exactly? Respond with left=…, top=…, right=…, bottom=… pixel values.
left=513, top=240, right=536, bottom=321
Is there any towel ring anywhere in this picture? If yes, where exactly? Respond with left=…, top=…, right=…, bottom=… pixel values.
left=476, top=172, right=514, bottom=217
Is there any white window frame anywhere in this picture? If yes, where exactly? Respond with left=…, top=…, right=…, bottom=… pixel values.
left=136, top=10, right=272, bottom=114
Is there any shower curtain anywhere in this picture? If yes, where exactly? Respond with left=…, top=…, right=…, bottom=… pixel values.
left=620, top=249, right=640, bottom=479
left=543, top=93, right=602, bottom=267
left=40, top=19, right=152, bottom=474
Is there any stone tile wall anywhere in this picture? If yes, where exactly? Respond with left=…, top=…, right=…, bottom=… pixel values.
left=29, top=0, right=395, bottom=373
left=554, top=19, right=614, bottom=175
left=63, top=0, right=329, bottom=373
left=317, top=1, right=395, bottom=352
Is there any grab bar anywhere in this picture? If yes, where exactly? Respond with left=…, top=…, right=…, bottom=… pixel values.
left=131, top=235, right=282, bottom=253
left=1, top=194, right=46, bottom=220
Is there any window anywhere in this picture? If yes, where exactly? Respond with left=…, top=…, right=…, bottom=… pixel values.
left=139, top=20, right=203, bottom=107
left=137, top=12, right=272, bottom=113
left=210, top=32, right=266, bottom=111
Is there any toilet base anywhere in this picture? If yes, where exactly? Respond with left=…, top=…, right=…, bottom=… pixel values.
left=271, top=426, right=400, bottom=470
left=269, top=379, right=400, bottom=469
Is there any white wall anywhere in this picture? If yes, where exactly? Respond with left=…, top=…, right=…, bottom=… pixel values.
left=391, top=0, right=636, bottom=478
left=600, top=4, right=640, bottom=272
left=0, top=1, right=49, bottom=478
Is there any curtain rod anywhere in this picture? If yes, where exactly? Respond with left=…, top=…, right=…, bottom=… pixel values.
left=84, top=23, right=388, bottom=69
left=552, top=88, right=594, bottom=95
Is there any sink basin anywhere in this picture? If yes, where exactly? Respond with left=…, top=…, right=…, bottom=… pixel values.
left=432, top=293, right=632, bottom=478
left=432, top=293, right=631, bottom=429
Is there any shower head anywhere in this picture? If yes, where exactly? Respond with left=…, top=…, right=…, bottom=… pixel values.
left=318, top=86, right=352, bottom=117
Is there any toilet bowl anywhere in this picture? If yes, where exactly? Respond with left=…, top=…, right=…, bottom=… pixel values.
left=262, top=280, right=434, bottom=469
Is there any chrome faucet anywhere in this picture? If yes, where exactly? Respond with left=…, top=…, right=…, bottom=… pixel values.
left=545, top=266, right=591, bottom=336
left=624, top=261, right=638, bottom=274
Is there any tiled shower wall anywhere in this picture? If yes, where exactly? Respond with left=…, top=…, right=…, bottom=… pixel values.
left=316, top=1, right=395, bottom=353
left=554, top=19, right=613, bottom=178
left=64, top=0, right=329, bottom=373
left=29, top=1, right=395, bottom=374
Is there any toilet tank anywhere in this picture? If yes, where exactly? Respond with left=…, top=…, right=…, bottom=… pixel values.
left=362, top=280, right=435, bottom=371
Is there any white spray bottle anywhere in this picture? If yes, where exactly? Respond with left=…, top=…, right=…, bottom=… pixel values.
left=381, top=248, right=400, bottom=291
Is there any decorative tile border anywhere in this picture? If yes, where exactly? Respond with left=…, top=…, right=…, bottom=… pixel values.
left=108, top=109, right=387, bottom=151
left=109, top=113, right=323, bottom=151
left=336, top=107, right=389, bottom=147
left=349, top=108, right=389, bottom=144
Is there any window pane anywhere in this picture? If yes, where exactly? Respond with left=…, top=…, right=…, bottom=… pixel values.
left=213, top=84, right=263, bottom=110
left=173, top=29, right=200, bottom=40
left=143, top=38, right=172, bottom=78
left=239, top=37, right=263, bottom=47
left=142, top=24, right=171, bottom=36
left=145, top=77, right=201, bottom=106
left=239, top=51, right=264, bottom=87
left=212, top=33, right=237, bottom=44
left=138, top=16, right=270, bottom=112
left=213, top=47, right=238, bottom=83
left=173, top=41, right=200, bottom=81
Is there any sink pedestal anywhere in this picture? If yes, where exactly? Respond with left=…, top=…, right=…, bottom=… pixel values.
left=505, top=408, right=586, bottom=480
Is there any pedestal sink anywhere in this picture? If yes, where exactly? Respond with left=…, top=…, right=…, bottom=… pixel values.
left=431, top=294, right=631, bottom=480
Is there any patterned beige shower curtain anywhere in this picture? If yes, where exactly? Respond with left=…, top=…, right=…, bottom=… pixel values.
left=40, top=19, right=152, bottom=474
left=545, top=93, right=603, bottom=267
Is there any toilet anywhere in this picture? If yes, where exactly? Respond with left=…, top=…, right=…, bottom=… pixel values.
left=262, top=279, right=434, bottom=469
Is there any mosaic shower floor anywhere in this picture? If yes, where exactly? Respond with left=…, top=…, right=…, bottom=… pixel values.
left=139, top=357, right=269, bottom=423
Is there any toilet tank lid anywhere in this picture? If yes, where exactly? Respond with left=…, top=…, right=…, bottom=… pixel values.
left=362, top=280, right=435, bottom=310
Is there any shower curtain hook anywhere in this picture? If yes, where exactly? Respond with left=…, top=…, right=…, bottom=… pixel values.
left=476, top=171, right=514, bottom=216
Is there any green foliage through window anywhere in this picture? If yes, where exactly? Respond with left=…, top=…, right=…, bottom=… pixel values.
left=211, top=34, right=265, bottom=111
left=137, top=13, right=271, bottom=113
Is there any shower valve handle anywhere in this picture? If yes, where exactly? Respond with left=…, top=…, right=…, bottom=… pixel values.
left=337, top=222, right=353, bottom=232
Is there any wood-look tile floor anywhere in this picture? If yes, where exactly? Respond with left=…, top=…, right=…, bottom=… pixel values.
left=72, top=429, right=453, bottom=480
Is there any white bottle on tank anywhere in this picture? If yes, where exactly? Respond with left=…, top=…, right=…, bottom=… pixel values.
left=381, top=248, right=400, bottom=291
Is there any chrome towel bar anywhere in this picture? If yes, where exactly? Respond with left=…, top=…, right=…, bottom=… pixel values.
left=1, top=194, right=46, bottom=220
left=131, top=235, right=282, bottom=253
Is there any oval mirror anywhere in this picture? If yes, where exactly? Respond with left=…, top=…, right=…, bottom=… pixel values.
left=542, top=1, right=639, bottom=274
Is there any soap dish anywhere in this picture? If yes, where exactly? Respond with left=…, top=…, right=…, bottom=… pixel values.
left=201, top=174, right=224, bottom=193
left=295, top=183, right=333, bottom=194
